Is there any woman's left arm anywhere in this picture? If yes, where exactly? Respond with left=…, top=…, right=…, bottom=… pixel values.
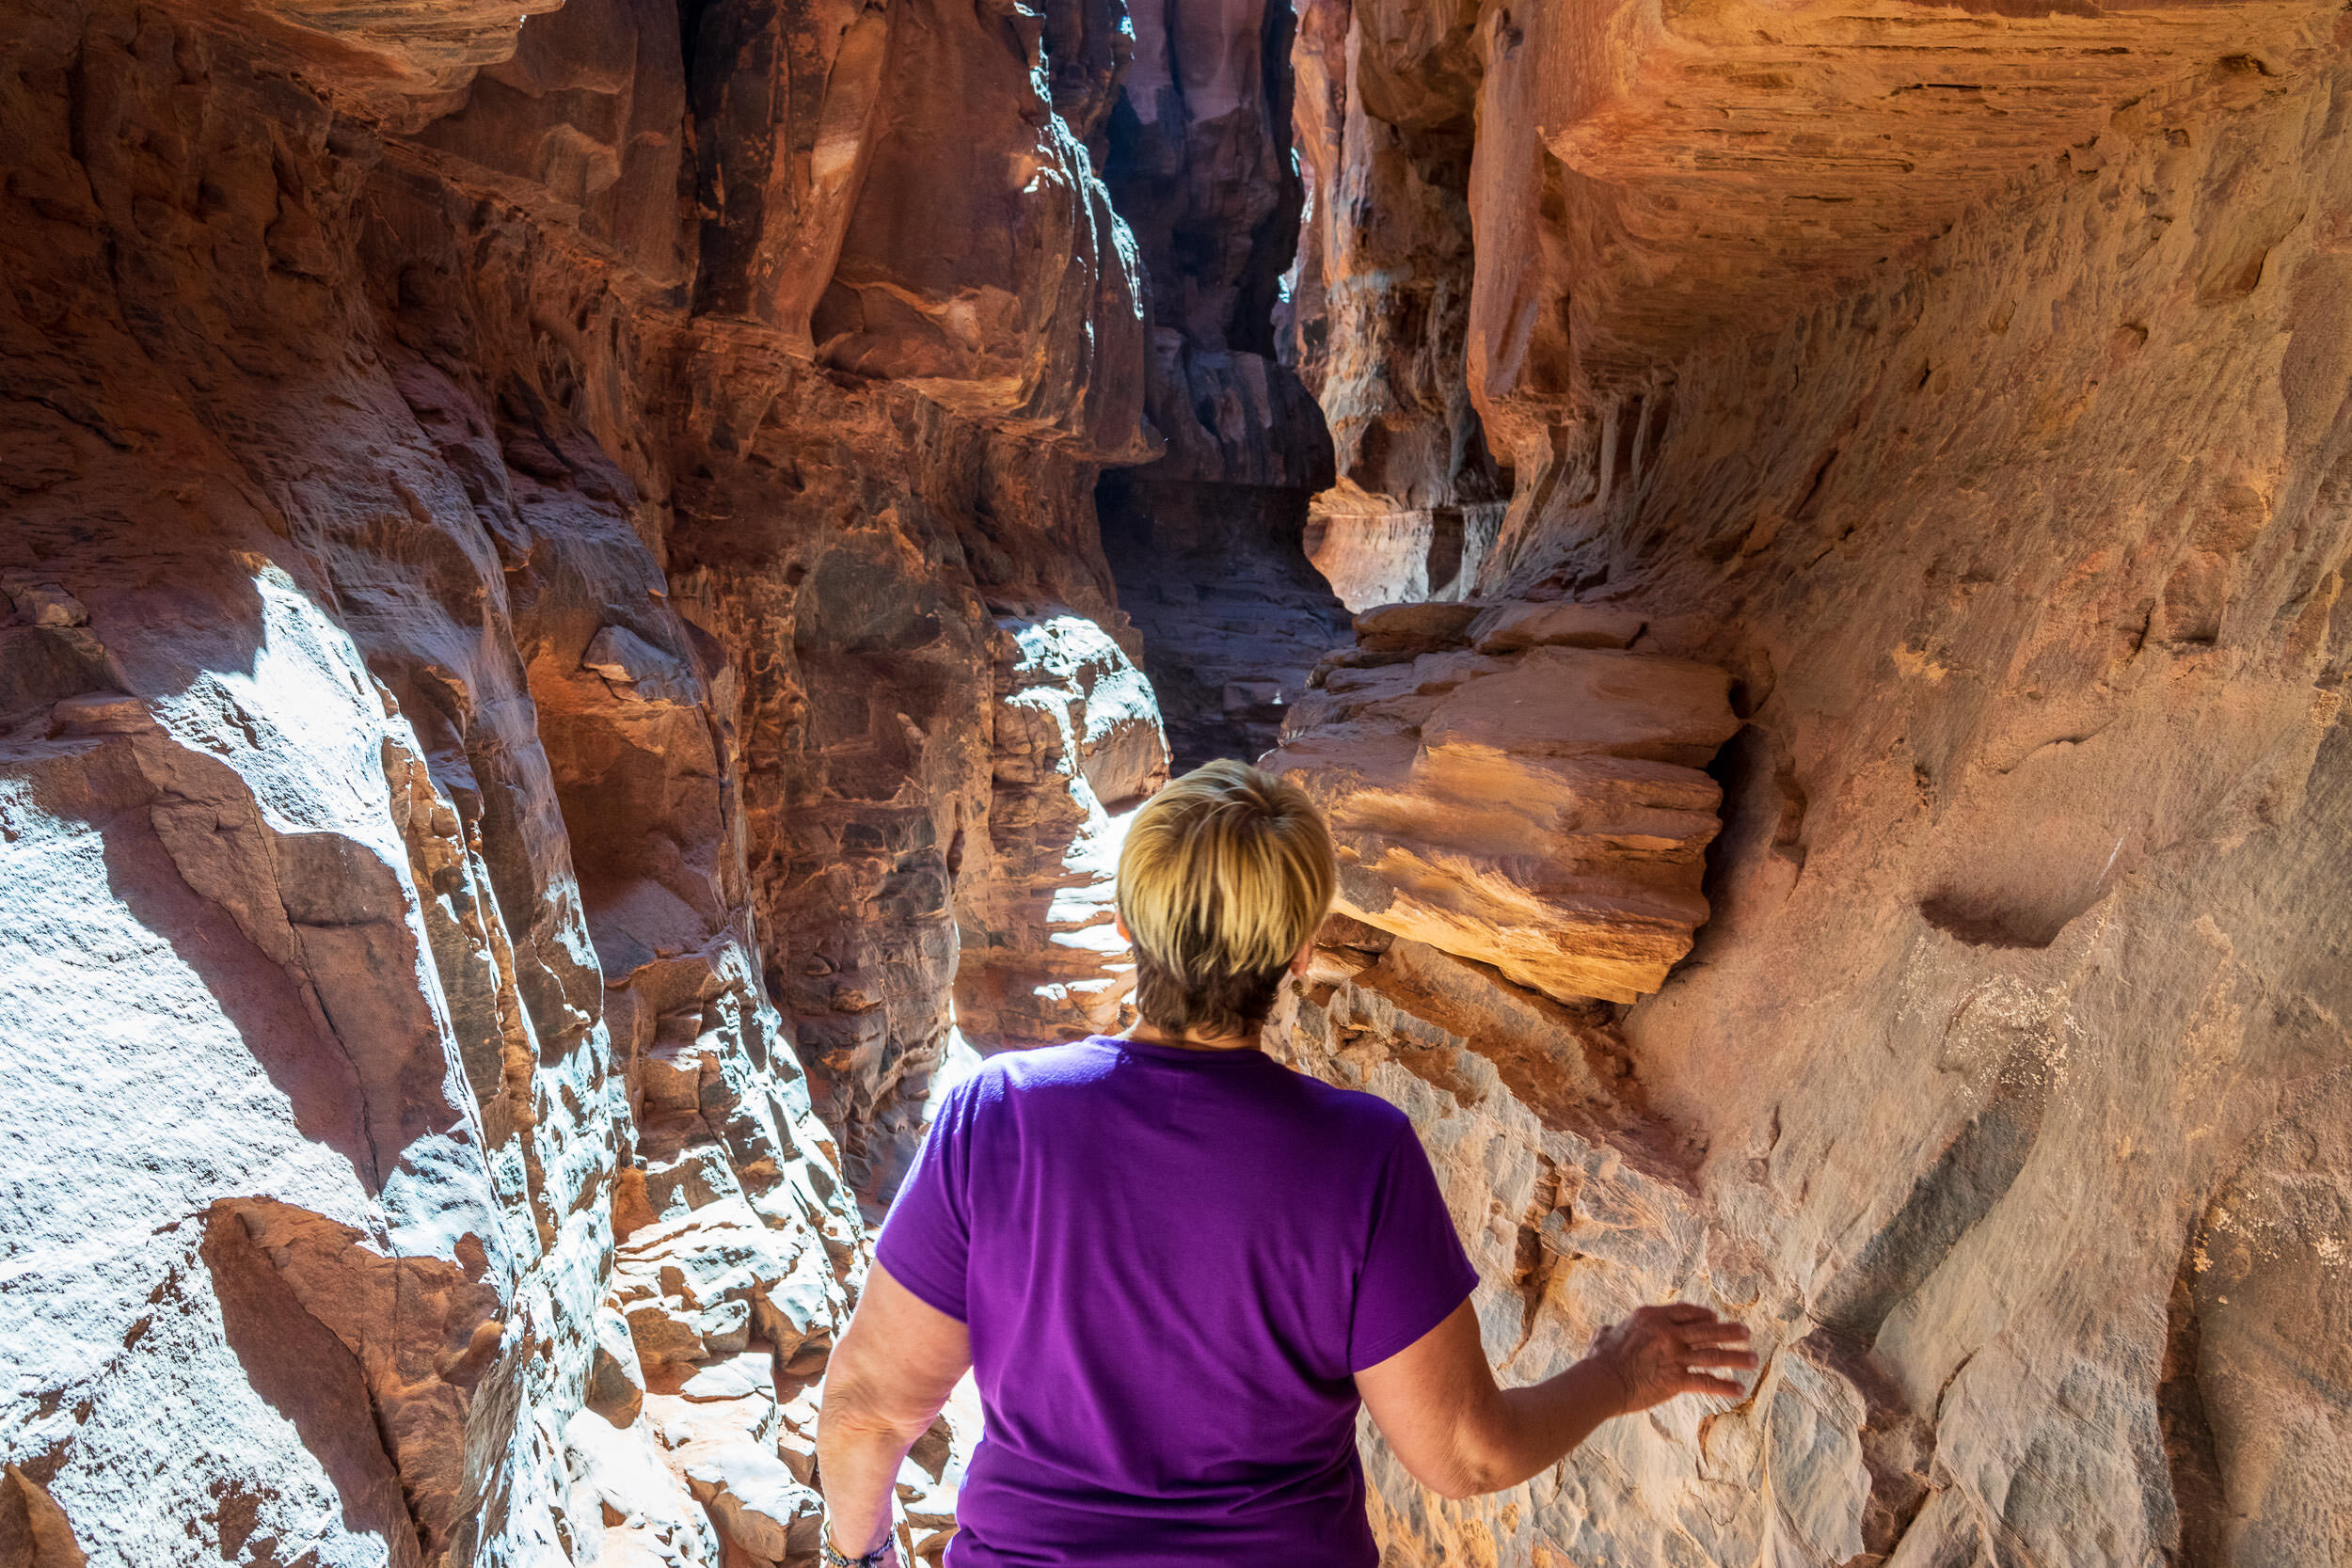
left=817, top=1263, right=974, bottom=1560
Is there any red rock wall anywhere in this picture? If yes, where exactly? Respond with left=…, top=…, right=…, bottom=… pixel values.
left=1094, top=0, right=1352, bottom=769
left=0, top=0, right=1157, bottom=1556
left=10, top=0, right=2351, bottom=1561
left=1276, top=5, right=2352, bottom=1564
left=1287, top=0, right=1506, bottom=610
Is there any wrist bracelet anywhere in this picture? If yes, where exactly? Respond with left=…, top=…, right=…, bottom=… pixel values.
left=820, top=1531, right=897, bottom=1568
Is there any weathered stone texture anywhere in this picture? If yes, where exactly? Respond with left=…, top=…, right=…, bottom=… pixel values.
left=660, top=356, right=1153, bottom=1207
left=1267, top=6, right=2352, bottom=1566
left=954, top=611, right=1168, bottom=1056
left=9, top=0, right=2352, bottom=1561
left=1268, top=606, right=1740, bottom=1004
left=1095, top=0, right=1350, bottom=770
left=807, top=1, right=1149, bottom=456
left=0, top=0, right=1154, bottom=1556
left=1286, top=0, right=1506, bottom=610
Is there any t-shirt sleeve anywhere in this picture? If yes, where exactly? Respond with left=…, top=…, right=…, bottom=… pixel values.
left=1346, top=1117, right=1482, bottom=1371
left=872, top=1076, right=978, bottom=1323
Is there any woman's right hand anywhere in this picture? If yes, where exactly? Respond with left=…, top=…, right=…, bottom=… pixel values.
left=1360, top=1298, right=1758, bottom=1498
left=1588, top=1303, right=1756, bottom=1415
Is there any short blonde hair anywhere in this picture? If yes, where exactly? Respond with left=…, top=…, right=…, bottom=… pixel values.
left=1117, top=760, right=1336, bottom=1038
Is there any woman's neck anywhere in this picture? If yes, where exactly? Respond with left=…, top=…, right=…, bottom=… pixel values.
left=1119, top=1020, right=1262, bottom=1053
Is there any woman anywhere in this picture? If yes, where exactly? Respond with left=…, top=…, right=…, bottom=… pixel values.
left=815, top=761, right=1753, bottom=1566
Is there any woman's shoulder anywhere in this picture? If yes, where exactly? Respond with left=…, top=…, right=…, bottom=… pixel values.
left=920, top=1041, right=1120, bottom=1147
left=955, top=1037, right=1124, bottom=1101
left=1266, top=1061, right=1417, bottom=1137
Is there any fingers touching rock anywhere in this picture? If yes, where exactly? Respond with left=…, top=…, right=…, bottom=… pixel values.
left=1590, top=1304, right=1756, bottom=1416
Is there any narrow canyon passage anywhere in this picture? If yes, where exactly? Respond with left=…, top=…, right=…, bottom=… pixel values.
left=3, top=0, right=2349, bottom=1564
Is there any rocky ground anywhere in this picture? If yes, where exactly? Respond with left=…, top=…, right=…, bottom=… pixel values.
left=2, top=0, right=2347, bottom=1563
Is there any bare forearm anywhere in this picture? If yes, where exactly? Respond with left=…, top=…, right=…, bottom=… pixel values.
left=816, top=1410, right=925, bottom=1557
left=1471, top=1356, right=1627, bottom=1493
left=816, top=1265, right=973, bottom=1560
left=1362, top=1299, right=1753, bottom=1502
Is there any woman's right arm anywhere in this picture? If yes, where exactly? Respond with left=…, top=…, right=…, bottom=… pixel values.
left=1355, top=1300, right=1755, bottom=1498
left=818, top=1264, right=973, bottom=1559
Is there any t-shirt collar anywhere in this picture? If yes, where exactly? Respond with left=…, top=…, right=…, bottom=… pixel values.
left=1095, top=1033, right=1271, bottom=1067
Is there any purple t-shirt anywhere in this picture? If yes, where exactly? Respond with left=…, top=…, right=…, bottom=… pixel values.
left=874, top=1036, right=1479, bottom=1566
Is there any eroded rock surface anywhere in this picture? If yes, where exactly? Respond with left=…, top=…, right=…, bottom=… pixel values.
left=7, top=0, right=2352, bottom=1561
left=1268, top=602, right=1740, bottom=1003
left=1093, top=0, right=1351, bottom=769
left=954, top=611, right=1168, bottom=1055
left=1265, top=6, right=2352, bottom=1566
left=0, top=0, right=1158, bottom=1557
left=1286, top=0, right=1507, bottom=610
left=0, top=305, right=862, bottom=1564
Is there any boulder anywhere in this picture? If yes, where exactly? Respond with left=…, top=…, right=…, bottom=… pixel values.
left=1351, top=600, right=1486, bottom=655
left=1467, top=600, right=1646, bottom=655
left=1267, top=636, right=1739, bottom=1004
left=587, top=1307, right=647, bottom=1428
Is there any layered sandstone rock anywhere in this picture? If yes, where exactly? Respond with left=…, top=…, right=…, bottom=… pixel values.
left=1286, top=0, right=1507, bottom=610
left=0, top=290, right=864, bottom=1564
left=9, top=0, right=2352, bottom=1563
left=0, top=0, right=1159, bottom=1557
left=1266, top=5, right=2352, bottom=1566
left=954, top=611, right=1169, bottom=1055
left=661, top=359, right=1150, bottom=1209
left=1267, top=601, right=1740, bottom=1003
left=1094, top=0, right=1350, bottom=769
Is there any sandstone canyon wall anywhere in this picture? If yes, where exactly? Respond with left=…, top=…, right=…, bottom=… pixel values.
left=4, top=0, right=2350, bottom=1563
left=1270, top=4, right=2352, bottom=1565
left=0, top=0, right=1159, bottom=1558
left=1093, top=0, right=1353, bottom=768
left=1286, top=0, right=1507, bottom=610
